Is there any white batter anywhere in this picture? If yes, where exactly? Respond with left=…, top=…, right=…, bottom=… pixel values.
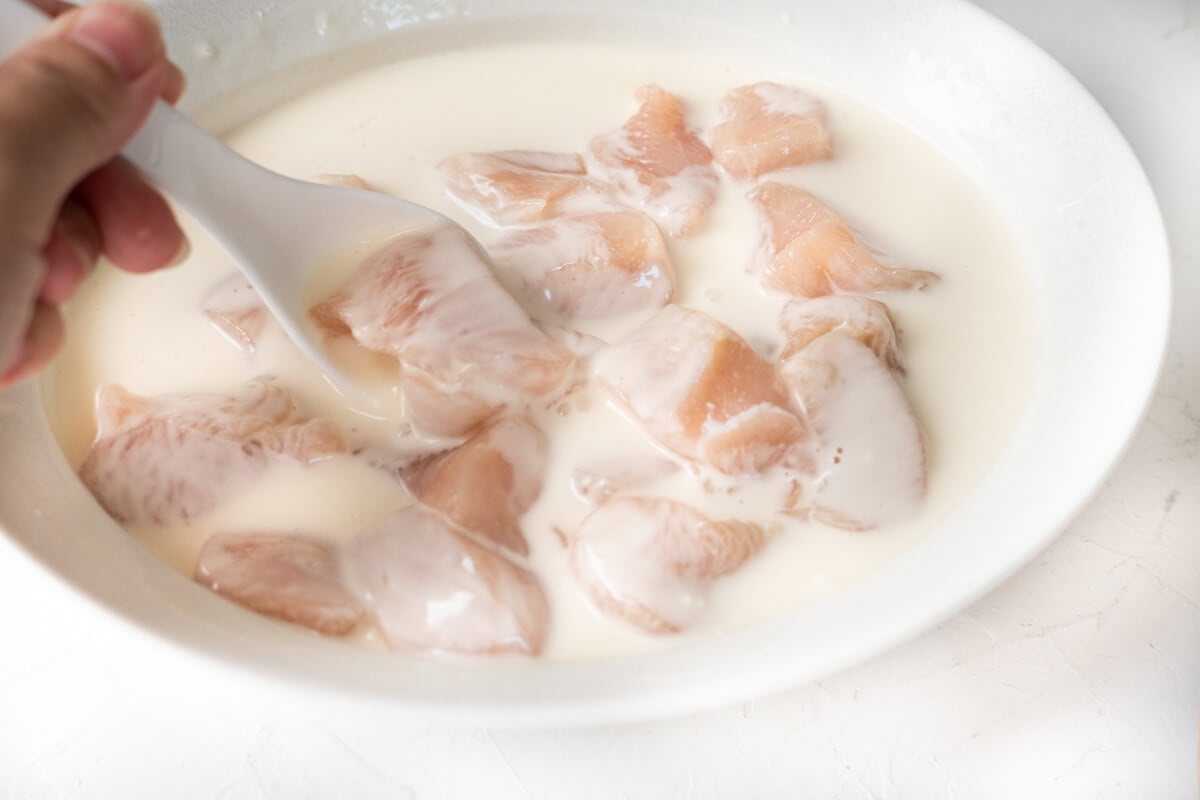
left=45, top=41, right=1033, bottom=659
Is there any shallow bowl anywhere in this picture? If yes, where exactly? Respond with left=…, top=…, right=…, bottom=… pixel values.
left=0, top=0, right=1169, bottom=726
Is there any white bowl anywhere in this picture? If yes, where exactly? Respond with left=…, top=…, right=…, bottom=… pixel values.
left=0, top=0, right=1169, bottom=726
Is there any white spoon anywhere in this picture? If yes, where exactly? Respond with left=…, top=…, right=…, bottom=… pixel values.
left=0, top=0, right=462, bottom=403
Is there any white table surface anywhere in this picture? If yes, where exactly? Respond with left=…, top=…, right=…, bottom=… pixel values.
left=2, top=0, right=1197, bottom=797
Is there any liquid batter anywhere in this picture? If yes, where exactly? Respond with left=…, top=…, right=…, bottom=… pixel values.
left=46, top=40, right=1033, bottom=659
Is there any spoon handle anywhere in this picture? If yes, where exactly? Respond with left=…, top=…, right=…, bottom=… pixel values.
left=123, top=105, right=276, bottom=231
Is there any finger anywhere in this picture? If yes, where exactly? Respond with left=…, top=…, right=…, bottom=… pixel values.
left=162, top=60, right=185, bottom=105
left=77, top=158, right=186, bottom=273
left=0, top=251, right=43, bottom=380
left=26, top=1, right=185, bottom=104
left=26, top=0, right=76, bottom=16
left=40, top=197, right=101, bottom=305
left=0, top=1, right=172, bottom=253
left=0, top=303, right=64, bottom=389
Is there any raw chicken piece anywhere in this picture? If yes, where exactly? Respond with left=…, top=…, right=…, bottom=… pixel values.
left=201, top=272, right=267, bottom=354
left=594, top=305, right=805, bottom=475
left=780, top=333, right=926, bottom=530
left=570, top=455, right=680, bottom=506
left=355, top=437, right=455, bottom=481
left=344, top=505, right=549, bottom=655
left=779, top=294, right=903, bottom=370
left=587, top=85, right=719, bottom=237
left=570, top=496, right=765, bottom=634
left=194, top=533, right=365, bottom=636
left=539, top=323, right=608, bottom=360
left=79, top=380, right=345, bottom=525
left=399, top=377, right=500, bottom=441
left=493, top=210, right=675, bottom=320
left=401, top=417, right=548, bottom=557
left=316, top=173, right=380, bottom=192
left=311, top=225, right=576, bottom=438
left=751, top=181, right=939, bottom=297
left=438, top=151, right=602, bottom=226
left=710, top=82, right=834, bottom=179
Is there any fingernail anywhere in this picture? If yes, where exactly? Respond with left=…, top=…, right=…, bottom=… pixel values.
left=166, top=236, right=191, bottom=268
left=69, top=1, right=160, bottom=81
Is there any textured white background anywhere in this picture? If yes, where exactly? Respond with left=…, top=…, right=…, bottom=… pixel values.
left=1, top=0, right=1198, bottom=797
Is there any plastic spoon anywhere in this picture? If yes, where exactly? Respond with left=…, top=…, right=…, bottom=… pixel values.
left=0, top=0, right=464, bottom=404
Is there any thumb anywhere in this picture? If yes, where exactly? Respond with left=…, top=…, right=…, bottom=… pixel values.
left=0, top=1, right=171, bottom=253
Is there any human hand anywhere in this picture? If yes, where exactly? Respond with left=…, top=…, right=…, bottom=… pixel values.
left=0, top=0, right=187, bottom=388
